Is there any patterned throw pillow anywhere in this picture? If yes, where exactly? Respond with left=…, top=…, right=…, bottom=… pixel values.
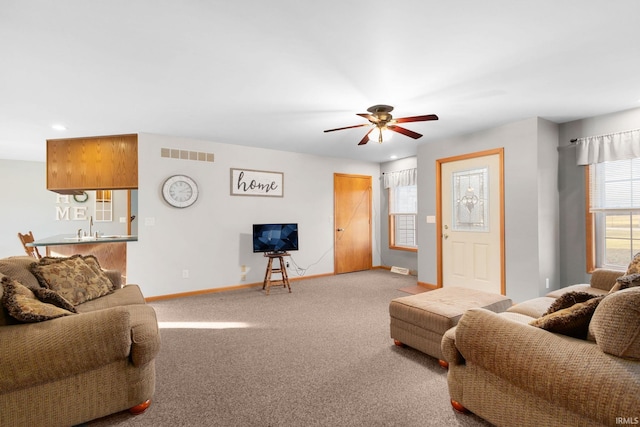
left=32, top=287, right=77, bottom=313
left=608, top=253, right=640, bottom=292
left=613, top=272, right=640, bottom=291
left=82, top=255, right=117, bottom=291
left=38, top=255, right=116, bottom=291
left=29, top=255, right=113, bottom=306
left=625, top=252, right=640, bottom=275
left=1, top=277, right=76, bottom=322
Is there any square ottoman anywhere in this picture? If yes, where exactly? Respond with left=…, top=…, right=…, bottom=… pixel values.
left=389, top=286, right=512, bottom=363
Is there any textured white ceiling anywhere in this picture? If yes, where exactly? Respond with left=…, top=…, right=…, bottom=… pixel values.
left=2, top=0, right=640, bottom=163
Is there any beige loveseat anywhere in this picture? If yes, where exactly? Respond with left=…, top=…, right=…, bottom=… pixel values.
left=441, top=268, right=640, bottom=427
left=0, top=255, right=160, bottom=427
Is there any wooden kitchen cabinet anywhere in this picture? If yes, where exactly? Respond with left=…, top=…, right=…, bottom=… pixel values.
left=47, top=134, right=138, bottom=194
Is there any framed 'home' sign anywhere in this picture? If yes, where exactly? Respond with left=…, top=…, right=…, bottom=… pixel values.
left=230, top=168, right=284, bottom=197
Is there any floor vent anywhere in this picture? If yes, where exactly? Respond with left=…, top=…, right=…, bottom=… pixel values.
left=390, top=266, right=410, bottom=275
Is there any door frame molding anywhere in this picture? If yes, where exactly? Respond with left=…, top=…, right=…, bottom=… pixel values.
left=435, top=147, right=506, bottom=294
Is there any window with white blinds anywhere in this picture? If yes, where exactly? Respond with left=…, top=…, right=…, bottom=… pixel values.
left=589, top=158, right=640, bottom=211
left=589, top=158, right=640, bottom=268
left=389, top=185, right=417, bottom=250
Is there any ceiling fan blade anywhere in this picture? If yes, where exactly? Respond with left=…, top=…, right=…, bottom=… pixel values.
left=387, top=125, right=423, bottom=139
left=356, top=113, right=379, bottom=123
left=324, top=123, right=370, bottom=133
left=394, top=114, right=439, bottom=123
left=358, top=128, right=377, bottom=145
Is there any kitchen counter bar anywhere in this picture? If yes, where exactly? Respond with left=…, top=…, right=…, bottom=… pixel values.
left=26, top=234, right=137, bottom=246
left=26, top=234, right=137, bottom=281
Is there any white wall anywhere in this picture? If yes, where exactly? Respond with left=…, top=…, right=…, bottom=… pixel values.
left=0, top=160, right=64, bottom=256
left=127, top=133, right=381, bottom=298
left=417, top=118, right=559, bottom=303
left=0, top=160, right=129, bottom=257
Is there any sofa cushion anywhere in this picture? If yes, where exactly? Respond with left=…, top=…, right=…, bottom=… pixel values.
left=75, top=284, right=146, bottom=313
left=545, top=284, right=610, bottom=299
left=0, top=256, right=41, bottom=290
left=589, top=287, right=640, bottom=360
left=1, top=277, right=76, bottom=322
left=507, top=297, right=556, bottom=318
left=30, top=255, right=113, bottom=306
left=529, top=296, right=604, bottom=339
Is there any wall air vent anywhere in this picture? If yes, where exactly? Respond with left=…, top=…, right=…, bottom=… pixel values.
left=161, top=148, right=214, bottom=162
left=390, top=266, right=410, bottom=275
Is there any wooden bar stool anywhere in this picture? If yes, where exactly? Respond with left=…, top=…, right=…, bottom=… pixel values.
left=262, top=253, right=291, bottom=295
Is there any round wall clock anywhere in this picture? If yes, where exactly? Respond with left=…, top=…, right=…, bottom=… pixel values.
left=162, top=175, right=199, bottom=208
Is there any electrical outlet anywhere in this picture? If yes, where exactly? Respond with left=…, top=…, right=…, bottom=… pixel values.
left=182, top=269, right=189, bottom=279
left=545, top=278, right=550, bottom=289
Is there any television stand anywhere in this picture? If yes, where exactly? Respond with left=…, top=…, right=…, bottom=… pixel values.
left=262, top=252, right=291, bottom=295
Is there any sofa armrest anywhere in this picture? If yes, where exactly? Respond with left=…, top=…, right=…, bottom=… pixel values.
left=0, top=306, right=132, bottom=393
left=441, top=326, right=464, bottom=366
left=454, top=308, right=640, bottom=425
left=127, top=304, right=161, bottom=366
left=590, top=268, right=624, bottom=291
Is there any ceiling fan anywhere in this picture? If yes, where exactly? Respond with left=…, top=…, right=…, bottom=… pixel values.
left=323, top=105, right=438, bottom=145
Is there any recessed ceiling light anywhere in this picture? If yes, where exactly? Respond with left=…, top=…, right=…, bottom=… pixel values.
left=51, top=124, right=67, bottom=131
left=390, top=155, right=398, bottom=160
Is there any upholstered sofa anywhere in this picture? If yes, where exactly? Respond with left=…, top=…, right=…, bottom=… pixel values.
left=0, top=255, right=160, bottom=427
left=441, top=268, right=640, bottom=427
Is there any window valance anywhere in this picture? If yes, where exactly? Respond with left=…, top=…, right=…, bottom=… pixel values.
left=383, top=168, right=417, bottom=189
left=576, top=128, right=640, bottom=165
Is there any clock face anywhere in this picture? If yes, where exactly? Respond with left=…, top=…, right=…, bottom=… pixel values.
left=162, top=175, right=199, bottom=208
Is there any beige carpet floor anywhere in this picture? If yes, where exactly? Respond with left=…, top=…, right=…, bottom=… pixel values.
left=88, top=270, right=493, bottom=427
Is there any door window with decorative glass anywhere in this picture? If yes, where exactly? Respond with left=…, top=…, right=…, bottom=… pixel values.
left=389, top=185, right=417, bottom=250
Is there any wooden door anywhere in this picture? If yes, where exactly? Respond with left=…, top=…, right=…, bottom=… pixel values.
left=437, top=148, right=505, bottom=294
left=334, top=173, right=372, bottom=274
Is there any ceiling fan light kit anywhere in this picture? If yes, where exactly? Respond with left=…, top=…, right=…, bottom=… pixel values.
left=324, top=104, right=438, bottom=146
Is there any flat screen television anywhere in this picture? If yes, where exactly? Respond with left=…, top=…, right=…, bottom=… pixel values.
left=252, top=223, right=299, bottom=254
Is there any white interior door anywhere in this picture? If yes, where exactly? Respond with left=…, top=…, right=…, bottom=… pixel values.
left=438, top=149, right=504, bottom=294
